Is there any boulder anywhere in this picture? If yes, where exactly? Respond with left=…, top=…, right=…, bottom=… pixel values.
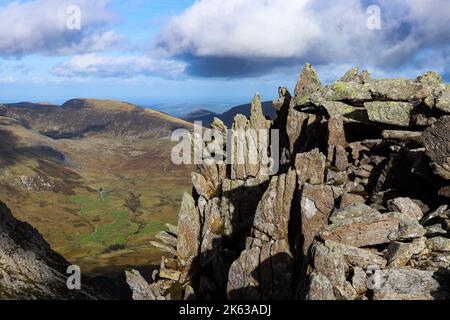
left=373, top=269, right=450, bottom=300
left=300, top=184, right=335, bottom=255
left=387, top=197, right=424, bottom=220
left=295, top=149, right=326, bottom=185
left=423, top=116, right=450, bottom=180
left=427, top=237, right=450, bottom=253
left=365, top=101, right=413, bottom=127
left=311, top=242, right=346, bottom=288
left=320, top=211, right=426, bottom=247
left=177, top=193, right=201, bottom=269
left=306, top=271, right=336, bottom=300
left=436, top=87, right=450, bottom=113
left=252, top=169, right=297, bottom=241
left=331, top=242, right=387, bottom=269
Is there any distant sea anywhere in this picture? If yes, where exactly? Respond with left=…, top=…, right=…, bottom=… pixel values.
left=141, top=102, right=237, bottom=117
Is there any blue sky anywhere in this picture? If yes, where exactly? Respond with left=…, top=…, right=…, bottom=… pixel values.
left=0, top=0, right=449, bottom=115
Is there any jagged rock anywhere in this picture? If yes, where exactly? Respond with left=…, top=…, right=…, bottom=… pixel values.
left=137, top=66, right=450, bottom=301
left=425, top=224, right=448, bottom=237
left=320, top=102, right=368, bottom=123
left=423, top=116, right=450, bottom=180
left=339, top=192, right=366, bottom=208
left=294, top=63, right=322, bottom=99
left=177, top=193, right=201, bottom=269
left=155, top=231, right=177, bottom=248
left=351, top=267, right=368, bottom=295
left=436, top=87, right=450, bottom=113
left=332, top=241, right=387, bottom=268
left=165, top=223, right=178, bottom=236
left=200, top=197, right=223, bottom=266
left=252, top=169, right=296, bottom=241
left=300, top=184, right=335, bottom=255
left=0, top=105, right=6, bottom=116
left=327, top=116, right=348, bottom=160
left=427, top=237, right=450, bottom=253
left=227, top=246, right=261, bottom=300
left=387, top=197, right=424, bottom=220
left=311, top=242, right=346, bottom=288
left=150, top=240, right=178, bottom=257
left=382, top=130, right=423, bottom=143
left=272, top=87, right=291, bottom=112
left=365, top=101, right=413, bottom=127
left=373, top=269, right=450, bottom=300
left=160, top=269, right=181, bottom=281
left=367, top=79, right=430, bottom=102
left=125, top=270, right=155, bottom=300
left=318, top=82, right=372, bottom=104
left=329, top=203, right=379, bottom=224
left=421, top=205, right=448, bottom=224
left=339, top=68, right=372, bottom=84
left=295, top=149, right=326, bottom=185
left=386, top=240, right=420, bottom=268
left=192, top=172, right=216, bottom=200
left=334, top=146, right=349, bottom=171
left=0, top=201, right=101, bottom=299
left=306, top=271, right=336, bottom=300
left=321, top=211, right=426, bottom=247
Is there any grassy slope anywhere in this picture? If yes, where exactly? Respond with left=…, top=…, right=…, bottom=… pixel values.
left=0, top=115, right=192, bottom=279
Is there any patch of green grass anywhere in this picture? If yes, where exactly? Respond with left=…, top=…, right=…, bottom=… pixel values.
left=83, top=209, right=137, bottom=246
left=141, top=221, right=166, bottom=236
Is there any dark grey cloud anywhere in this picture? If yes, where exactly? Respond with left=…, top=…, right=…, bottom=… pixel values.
left=154, top=0, right=450, bottom=79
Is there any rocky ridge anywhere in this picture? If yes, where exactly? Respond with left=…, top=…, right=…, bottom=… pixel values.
left=0, top=201, right=102, bottom=299
left=127, top=65, right=450, bottom=300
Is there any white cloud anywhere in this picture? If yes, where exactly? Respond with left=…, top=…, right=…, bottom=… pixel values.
left=154, top=0, right=450, bottom=77
left=0, top=0, right=123, bottom=56
left=51, top=54, right=186, bottom=79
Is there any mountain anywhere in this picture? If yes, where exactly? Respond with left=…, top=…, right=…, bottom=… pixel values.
left=5, top=99, right=193, bottom=139
left=182, top=109, right=218, bottom=125
left=0, top=99, right=193, bottom=287
left=183, top=101, right=276, bottom=127
left=130, top=66, right=450, bottom=301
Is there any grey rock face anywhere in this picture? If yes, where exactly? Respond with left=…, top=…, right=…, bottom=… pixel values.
left=423, top=116, right=450, bottom=180
left=141, top=66, right=450, bottom=301
left=0, top=202, right=101, bottom=299
left=373, top=269, right=449, bottom=300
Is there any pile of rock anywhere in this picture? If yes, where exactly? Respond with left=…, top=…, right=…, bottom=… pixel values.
left=129, top=65, right=450, bottom=300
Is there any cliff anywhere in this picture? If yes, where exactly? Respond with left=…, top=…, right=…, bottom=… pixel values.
left=127, top=65, right=450, bottom=300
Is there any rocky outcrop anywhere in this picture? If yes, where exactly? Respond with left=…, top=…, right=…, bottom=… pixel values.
left=0, top=201, right=102, bottom=299
left=131, top=65, right=450, bottom=300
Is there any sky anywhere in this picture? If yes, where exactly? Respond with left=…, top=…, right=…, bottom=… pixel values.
left=0, top=0, right=449, bottom=115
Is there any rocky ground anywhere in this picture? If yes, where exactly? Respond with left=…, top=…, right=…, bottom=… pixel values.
left=127, top=65, right=450, bottom=300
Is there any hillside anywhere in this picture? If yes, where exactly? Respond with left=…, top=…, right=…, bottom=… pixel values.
left=0, top=100, right=193, bottom=283
left=4, top=99, right=193, bottom=139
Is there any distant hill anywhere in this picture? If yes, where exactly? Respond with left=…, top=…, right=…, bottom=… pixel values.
left=182, top=109, right=218, bottom=125
left=183, top=101, right=276, bottom=127
left=4, top=99, right=193, bottom=139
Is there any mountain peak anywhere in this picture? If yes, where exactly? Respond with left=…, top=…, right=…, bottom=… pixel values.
left=62, top=99, right=137, bottom=112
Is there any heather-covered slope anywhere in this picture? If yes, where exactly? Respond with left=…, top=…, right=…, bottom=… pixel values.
left=0, top=100, right=193, bottom=282
left=4, top=99, right=193, bottom=139
left=130, top=65, right=450, bottom=300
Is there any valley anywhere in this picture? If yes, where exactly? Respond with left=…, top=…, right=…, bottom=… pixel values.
left=0, top=100, right=193, bottom=280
